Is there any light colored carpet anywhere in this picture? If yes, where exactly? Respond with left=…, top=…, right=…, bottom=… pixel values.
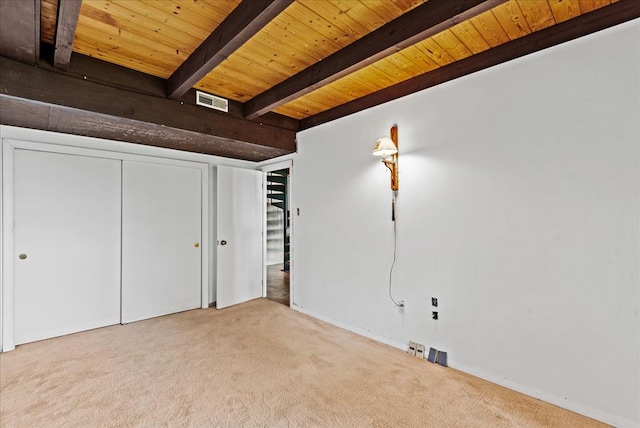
left=1, top=298, right=606, bottom=427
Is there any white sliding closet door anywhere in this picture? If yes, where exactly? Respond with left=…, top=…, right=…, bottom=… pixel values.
left=121, top=161, right=202, bottom=323
left=14, top=150, right=121, bottom=345
left=216, top=166, right=263, bottom=309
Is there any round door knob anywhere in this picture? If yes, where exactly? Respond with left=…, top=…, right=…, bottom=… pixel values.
left=220, top=240, right=227, bottom=246
left=194, top=243, right=200, bottom=248
left=19, top=254, right=27, bottom=260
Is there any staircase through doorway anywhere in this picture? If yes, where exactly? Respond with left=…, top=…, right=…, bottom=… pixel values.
left=266, top=169, right=290, bottom=306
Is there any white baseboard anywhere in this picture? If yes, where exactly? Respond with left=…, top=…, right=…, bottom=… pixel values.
left=291, top=304, right=638, bottom=428
left=447, top=360, right=638, bottom=428
left=291, top=304, right=407, bottom=352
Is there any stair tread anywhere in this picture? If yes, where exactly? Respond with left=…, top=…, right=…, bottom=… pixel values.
left=267, top=175, right=287, bottom=184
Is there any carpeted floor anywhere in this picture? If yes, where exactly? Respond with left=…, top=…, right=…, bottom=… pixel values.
left=1, top=299, right=605, bottom=427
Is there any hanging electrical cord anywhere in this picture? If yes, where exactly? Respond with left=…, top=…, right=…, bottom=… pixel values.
left=388, top=190, right=402, bottom=307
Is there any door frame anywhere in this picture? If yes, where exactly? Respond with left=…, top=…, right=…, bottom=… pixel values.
left=1, top=138, right=210, bottom=351
left=260, top=160, right=294, bottom=307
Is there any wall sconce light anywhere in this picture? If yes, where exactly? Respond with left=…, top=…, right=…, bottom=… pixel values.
left=373, top=125, right=402, bottom=307
left=373, top=125, right=398, bottom=191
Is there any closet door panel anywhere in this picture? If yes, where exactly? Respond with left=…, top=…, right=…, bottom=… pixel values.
left=14, top=150, right=121, bottom=345
left=121, top=161, right=201, bottom=323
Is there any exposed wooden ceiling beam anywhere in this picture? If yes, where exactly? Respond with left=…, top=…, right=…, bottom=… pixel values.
left=167, top=0, right=294, bottom=99
left=53, top=0, right=82, bottom=70
left=38, top=44, right=300, bottom=133
left=244, top=0, right=505, bottom=119
left=0, top=55, right=296, bottom=159
left=0, top=0, right=40, bottom=64
left=300, top=0, right=640, bottom=131
left=0, top=95, right=290, bottom=162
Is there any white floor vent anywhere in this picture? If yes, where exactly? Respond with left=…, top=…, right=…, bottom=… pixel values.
left=196, top=90, right=228, bottom=112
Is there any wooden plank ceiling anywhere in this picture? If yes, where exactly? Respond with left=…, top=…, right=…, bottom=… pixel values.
left=2, top=0, right=638, bottom=160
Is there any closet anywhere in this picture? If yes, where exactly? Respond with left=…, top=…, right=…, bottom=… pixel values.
left=11, top=149, right=204, bottom=346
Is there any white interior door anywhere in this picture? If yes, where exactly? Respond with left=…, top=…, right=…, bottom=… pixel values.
left=216, top=166, right=263, bottom=309
left=14, top=150, right=121, bottom=345
left=121, top=161, right=202, bottom=323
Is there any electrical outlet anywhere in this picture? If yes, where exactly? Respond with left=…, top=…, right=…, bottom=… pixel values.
left=408, top=341, right=417, bottom=356
left=415, top=343, right=426, bottom=359
left=398, top=301, right=405, bottom=314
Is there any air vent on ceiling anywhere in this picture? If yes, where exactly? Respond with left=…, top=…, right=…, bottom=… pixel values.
left=196, top=90, right=228, bottom=113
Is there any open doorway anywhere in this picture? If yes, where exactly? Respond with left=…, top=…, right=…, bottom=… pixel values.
left=266, top=168, right=290, bottom=306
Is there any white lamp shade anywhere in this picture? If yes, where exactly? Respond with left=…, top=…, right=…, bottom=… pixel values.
left=372, top=137, right=397, bottom=157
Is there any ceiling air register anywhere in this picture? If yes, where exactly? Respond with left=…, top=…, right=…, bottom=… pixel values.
left=196, top=90, right=229, bottom=113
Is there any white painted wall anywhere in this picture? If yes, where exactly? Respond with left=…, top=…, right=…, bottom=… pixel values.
left=292, top=21, right=640, bottom=427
